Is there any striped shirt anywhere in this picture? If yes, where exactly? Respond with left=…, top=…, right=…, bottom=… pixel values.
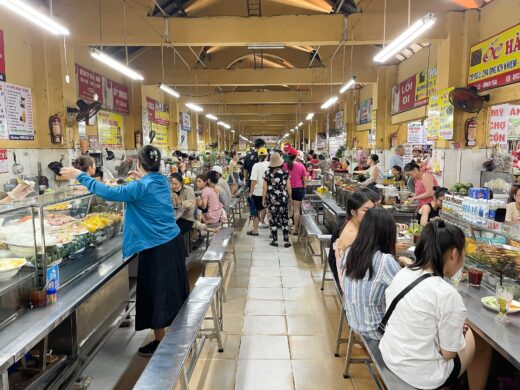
left=341, top=250, right=401, bottom=340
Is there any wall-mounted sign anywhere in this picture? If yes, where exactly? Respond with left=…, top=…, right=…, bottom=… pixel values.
left=0, top=30, right=5, bottom=82
left=0, top=82, right=34, bottom=140
left=0, top=149, right=8, bottom=173
left=75, top=64, right=129, bottom=114
left=488, top=103, right=520, bottom=145
left=180, top=112, right=191, bottom=131
left=335, top=110, right=345, bottom=132
left=180, top=129, right=188, bottom=149
left=356, top=98, right=372, bottom=125
left=151, top=122, right=168, bottom=147
left=391, top=66, right=437, bottom=115
left=427, top=87, right=454, bottom=141
left=468, top=23, right=520, bottom=91
left=368, top=110, right=377, bottom=145
left=407, top=121, right=424, bottom=144
left=97, top=110, right=123, bottom=148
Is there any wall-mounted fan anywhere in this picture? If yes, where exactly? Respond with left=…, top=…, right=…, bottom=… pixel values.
left=68, top=99, right=102, bottom=124
left=449, top=87, right=490, bottom=113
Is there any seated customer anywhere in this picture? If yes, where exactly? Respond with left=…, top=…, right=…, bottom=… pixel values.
left=195, top=173, right=226, bottom=226
left=379, top=220, right=492, bottom=390
left=417, top=186, right=449, bottom=226
left=208, top=170, right=230, bottom=213
left=339, top=208, right=402, bottom=340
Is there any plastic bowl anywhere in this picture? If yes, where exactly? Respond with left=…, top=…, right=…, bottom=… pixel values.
left=0, top=258, right=27, bottom=281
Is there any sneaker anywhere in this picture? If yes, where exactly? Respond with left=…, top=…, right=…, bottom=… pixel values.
left=269, top=241, right=278, bottom=247
left=284, top=242, right=292, bottom=248
left=246, top=231, right=259, bottom=236
left=138, top=340, right=160, bottom=357
left=259, top=222, right=269, bottom=229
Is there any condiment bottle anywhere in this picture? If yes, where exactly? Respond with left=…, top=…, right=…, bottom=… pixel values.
left=47, top=288, right=58, bottom=304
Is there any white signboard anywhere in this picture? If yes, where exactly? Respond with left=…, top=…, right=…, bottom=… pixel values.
left=407, top=121, right=424, bottom=144
left=403, top=144, right=414, bottom=164
left=3, top=82, right=34, bottom=140
left=489, top=104, right=509, bottom=146
left=180, top=129, right=188, bottom=150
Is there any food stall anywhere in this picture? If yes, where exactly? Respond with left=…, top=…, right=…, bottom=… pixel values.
left=0, top=191, right=132, bottom=389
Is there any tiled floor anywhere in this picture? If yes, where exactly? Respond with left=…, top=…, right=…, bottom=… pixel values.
left=83, top=219, right=376, bottom=389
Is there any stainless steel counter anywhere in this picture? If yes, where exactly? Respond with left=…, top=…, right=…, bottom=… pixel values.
left=458, top=282, right=520, bottom=370
left=313, top=191, right=347, bottom=217
left=0, top=236, right=132, bottom=373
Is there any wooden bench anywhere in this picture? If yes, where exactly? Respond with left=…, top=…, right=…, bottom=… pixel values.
left=134, top=277, right=224, bottom=390
left=201, top=227, right=236, bottom=304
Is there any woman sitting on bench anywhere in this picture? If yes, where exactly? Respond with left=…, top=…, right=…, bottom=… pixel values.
left=379, top=220, right=492, bottom=390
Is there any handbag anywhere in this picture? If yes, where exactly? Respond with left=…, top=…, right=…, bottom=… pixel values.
left=378, top=273, right=432, bottom=335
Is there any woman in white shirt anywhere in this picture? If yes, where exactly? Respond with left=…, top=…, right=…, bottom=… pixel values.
left=353, top=154, right=382, bottom=188
left=379, top=220, right=492, bottom=390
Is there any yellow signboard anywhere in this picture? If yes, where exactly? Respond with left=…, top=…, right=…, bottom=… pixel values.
left=427, top=87, right=454, bottom=141
left=151, top=122, right=168, bottom=147
left=97, top=111, right=123, bottom=148
left=468, top=23, right=520, bottom=91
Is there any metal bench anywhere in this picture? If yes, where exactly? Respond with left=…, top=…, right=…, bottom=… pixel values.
left=228, top=197, right=242, bottom=227
left=134, top=277, right=224, bottom=390
left=201, top=227, right=236, bottom=304
left=298, top=215, right=331, bottom=266
left=301, top=200, right=318, bottom=220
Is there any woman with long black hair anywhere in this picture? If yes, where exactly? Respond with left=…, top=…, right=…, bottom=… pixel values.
left=60, top=145, right=189, bottom=357
left=339, top=208, right=401, bottom=340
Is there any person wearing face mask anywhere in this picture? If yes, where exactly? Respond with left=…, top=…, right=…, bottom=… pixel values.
left=60, top=145, right=189, bottom=358
left=379, top=220, right=492, bottom=390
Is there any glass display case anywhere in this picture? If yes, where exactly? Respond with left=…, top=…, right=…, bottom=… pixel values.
left=0, top=191, right=124, bottom=328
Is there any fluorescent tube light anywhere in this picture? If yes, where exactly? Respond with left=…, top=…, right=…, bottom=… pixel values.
left=205, top=114, right=218, bottom=121
left=306, top=113, right=314, bottom=121
left=297, top=122, right=303, bottom=127
left=185, top=102, right=204, bottom=112
left=374, top=13, right=436, bottom=63
left=284, top=133, right=290, bottom=137
left=290, top=129, right=295, bottom=132
left=0, top=0, right=70, bottom=35
left=217, top=121, right=231, bottom=129
left=247, top=44, right=285, bottom=50
left=159, top=83, right=180, bottom=98
left=91, top=49, right=144, bottom=81
left=231, top=130, right=235, bottom=133
left=321, top=96, right=338, bottom=110
left=340, top=77, right=356, bottom=93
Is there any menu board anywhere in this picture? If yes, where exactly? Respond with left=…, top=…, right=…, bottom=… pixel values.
left=356, top=98, right=372, bottom=125
left=407, top=121, right=424, bottom=144
left=391, top=66, right=437, bottom=115
left=97, top=110, right=123, bottom=148
left=0, top=30, right=5, bottom=82
left=180, top=112, right=191, bottom=131
left=335, top=110, right=344, bottom=131
left=0, top=82, right=34, bottom=140
left=468, top=23, right=520, bottom=91
left=75, top=64, right=129, bottom=114
left=426, top=87, right=454, bottom=141
left=151, top=122, right=168, bottom=148
left=488, top=103, right=520, bottom=144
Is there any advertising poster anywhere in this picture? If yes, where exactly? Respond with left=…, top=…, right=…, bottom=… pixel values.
left=407, top=121, right=424, bottom=144
left=335, top=110, right=344, bottom=132
left=391, top=66, right=437, bottom=115
left=3, top=82, right=34, bottom=140
left=427, top=87, right=454, bottom=141
left=403, top=144, right=414, bottom=164
left=0, top=149, right=8, bottom=173
left=0, top=30, right=5, bottom=82
left=180, top=112, right=191, bottom=131
left=507, top=104, right=520, bottom=139
left=75, top=64, right=129, bottom=114
left=180, top=129, right=188, bottom=150
left=468, top=23, right=520, bottom=91
left=489, top=104, right=511, bottom=146
left=146, top=97, right=169, bottom=126
left=151, top=122, right=168, bottom=148
left=97, top=111, right=123, bottom=148
left=0, top=83, right=6, bottom=139
left=356, top=98, right=372, bottom=125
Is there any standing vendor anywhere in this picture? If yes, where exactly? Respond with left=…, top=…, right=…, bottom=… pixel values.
left=60, top=145, right=189, bottom=358
left=354, top=154, right=382, bottom=188
left=404, top=161, right=438, bottom=207
left=505, top=186, right=520, bottom=223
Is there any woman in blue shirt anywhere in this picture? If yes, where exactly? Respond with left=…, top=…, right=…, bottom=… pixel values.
left=60, top=146, right=189, bottom=357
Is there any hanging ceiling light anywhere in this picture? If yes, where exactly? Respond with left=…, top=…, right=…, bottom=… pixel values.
left=321, top=96, right=338, bottom=110
left=284, top=133, right=290, bottom=137
left=90, top=49, right=144, bottom=80
left=0, top=0, right=70, bottom=35
left=217, top=121, right=231, bottom=129
left=374, top=13, right=436, bottom=63
left=297, top=122, right=303, bottom=127
left=185, top=102, right=204, bottom=112
left=290, top=129, right=295, bottom=132
left=339, top=77, right=356, bottom=93
left=159, top=83, right=180, bottom=98
left=306, top=113, right=314, bottom=121
left=231, top=130, right=235, bottom=133
left=205, top=114, right=218, bottom=121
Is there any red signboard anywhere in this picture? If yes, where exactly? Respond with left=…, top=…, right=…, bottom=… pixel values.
left=391, top=66, right=437, bottom=115
left=75, top=64, right=129, bottom=114
left=0, top=30, right=6, bottom=82
left=146, top=96, right=169, bottom=125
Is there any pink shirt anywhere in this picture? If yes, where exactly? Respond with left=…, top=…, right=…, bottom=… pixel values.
left=201, top=186, right=223, bottom=224
left=284, top=161, right=307, bottom=189
left=414, top=173, right=438, bottom=207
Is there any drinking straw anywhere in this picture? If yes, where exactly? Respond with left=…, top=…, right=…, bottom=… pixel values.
left=500, top=269, right=503, bottom=286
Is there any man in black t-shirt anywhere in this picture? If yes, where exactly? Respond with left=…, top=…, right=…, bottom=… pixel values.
left=243, top=138, right=266, bottom=217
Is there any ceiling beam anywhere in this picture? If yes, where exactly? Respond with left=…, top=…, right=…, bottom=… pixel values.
left=195, top=104, right=323, bottom=115
left=176, top=91, right=322, bottom=105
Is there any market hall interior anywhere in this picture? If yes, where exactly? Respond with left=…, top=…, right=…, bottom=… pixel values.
left=0, top=0, right=520, bottom=389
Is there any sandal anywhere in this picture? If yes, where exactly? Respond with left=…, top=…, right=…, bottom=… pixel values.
left=246, top=231, right=259, bottom=236
left=269, top=241, right=278, bottom=247
left=284, top=242, right=292, bottom=248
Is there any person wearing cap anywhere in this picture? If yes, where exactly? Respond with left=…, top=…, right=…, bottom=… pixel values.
left=284, top=147, right=308, bottom=234
left=262, top=152, right=292, bottom=247
left=212, top=165, right=232, bottom=201
left=247, top=147, right=270, bottom=235
left=243, top=138, right=266, bottom=190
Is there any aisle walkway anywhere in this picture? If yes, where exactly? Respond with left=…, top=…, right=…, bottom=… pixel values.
left=84, top=220, right=376, bottom=389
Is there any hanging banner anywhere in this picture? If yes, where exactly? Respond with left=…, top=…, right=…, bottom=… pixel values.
left=180, top=112, right=191, bottom=131
left=356, top=98, right=372, bottom=125
left=146, top=97, right=169, bottom=126
left=391, top=66, right=437, bottom=115
left=0, top=30, right=5, bottom=82
left=427, top=87, right=454, bottom=141
left=179, top=129, right=188, bottom=150
left=97, top=110, right=123, bottom=148
left=508, top=104, right=520, bottom=139
left=489, top=104, right=510, bottom=145
left=151, top=122, right=168, bottom=148
left=75, top=64, right=129, bottom=114
left=1, top=82, right=35, bottom=140
left=407, top=121, right=424, bottom=144
left=368, top=110, right=377, bottom=145
left=335, top=110, right=344, bottom=132
left=468, top=23, right=520, bottom=91
left=403, top=144, right=414, bottom=164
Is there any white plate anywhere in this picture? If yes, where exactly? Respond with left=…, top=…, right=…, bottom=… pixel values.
left=481, top=296, right=520, bottom=314
left=0, top=259, right=27, bottom=281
